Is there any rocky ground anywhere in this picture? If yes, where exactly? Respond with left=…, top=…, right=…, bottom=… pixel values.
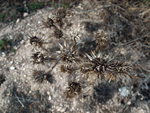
left=0, top=0, right=150, bottom=113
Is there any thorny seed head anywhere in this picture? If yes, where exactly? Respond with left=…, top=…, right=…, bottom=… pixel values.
left=84, top=52, right=131, bottom=81
left=108, top=62, right=132, bottom=75
left=55, top=16, right=61, bottom=23
left=31, top=52, right=45, bottom=64
left=30, top=36, right=43, bottom=47
left=55, top=16, right=63, bottom=27
left=105, top=62, right=132, bottom=82
left=95, top=31, right=108, bottom=42
left=60, top=65, right=76, bottom=74
left=56, top=8, right=66, bottom=19
left=95, top=30, right=109, bottom=52
left=66, top=82, right=82, bottom=98
left=82, top=53, right=109, bottom=76
left=57, top=40, right=79, bottom=63
left=91, top=58, right=108, bottom=74
left=54, top=28, right=63, bottom=39
left=43, top=18, right=55, bottom=28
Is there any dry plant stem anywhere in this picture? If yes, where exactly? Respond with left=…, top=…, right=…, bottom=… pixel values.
left=121, top=34, right=150, bottom=47
left=109, top=35, right=149, bottom=54
left=14, top=93, right=24, bottom=108
left=48, top=58, right=61, bottom=73
left=137, top=63, right=150, bottom=73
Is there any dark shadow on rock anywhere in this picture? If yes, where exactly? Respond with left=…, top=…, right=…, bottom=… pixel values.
left=46, top=73, right=54, bottom=84
left=93, top=82, right=116, bottom=104
left=78, top=37, right=97, bottom=54
left=82, top=21, right=102, bottom=33
left=0, top=74, right=5, bottom=86
left=140, top=80, right=150, bottom=101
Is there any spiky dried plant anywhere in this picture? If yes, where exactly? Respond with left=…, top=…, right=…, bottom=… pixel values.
left=66, top=82, right=82, bottom=98
left=55, top=16, right=63, bottom=28
left=81, top=52, right=131, bottom=81
left=56, top=8, right=66, bottom=19
left=54, top=8, right=66, bottom=27
left=80, top=52, right=109, bottom=78
left=54, top=27, right=63, bottom=39
left=31, top=52, right=46, bottom=64
left=56, top=39, right=80, bottom=63
left=106, top=62, right=132, bottom=81
left=60, top=64, right=78, bottom=74
left=30, top=36, right=43, bottom=48
left=95, top=30, right=109, bottom=52
left=43, top=17, right=55, bottom=29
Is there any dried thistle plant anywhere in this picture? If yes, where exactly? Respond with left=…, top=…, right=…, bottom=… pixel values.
left=54, top=8, right=66, bottom=27
left=54, top=27, right=63, bottom=39
left=56, top=8, right=66, bottom=19
left=81, top=52, right=131, bottom=81
left=55, top=16, right=63, bottom=28
left=31, top=52, right=46, bottom=64
left=30, top=36, right=43, bottom=48
left=95, top=30, right=109, bottom=52
left=81, top=52, right=109, bottom=78
left=43, top=17, right=55, bottom=29
left=107, top=62, right=132, bottom=76
left=66, top=82, right=82, bottom=98
left=56, top=39, right=80, bottom=63
left=60, top=64, right=78, bottom=74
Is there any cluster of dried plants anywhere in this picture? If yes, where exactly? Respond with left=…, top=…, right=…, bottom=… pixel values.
left=27, top=0, right=150, bottom=100
left=43, top=8, right=66, bottom=39
left=28, top=6, right=135, bottom=98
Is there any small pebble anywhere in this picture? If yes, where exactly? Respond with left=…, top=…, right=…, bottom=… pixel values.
left=48, top=96, right=51, bottom=100
left=10, top=61, right=13, bottom=64
left=120, top=48, right=126, bottom=55
left=23, top=13, right=28, bottom=17
left=14, top=46, right=17, bottom=50
left=47, top=92, right=50, bottom=95
left=2, top=52, right=6, bottom=57
left=38, top=21, right=41, bottom=24
left=127, top=101, right=131, bottom=105
left=10, top=66, right=15, bottom=70
left=20, top=40, right=24, bottom=44
left=119, top=87, right=130, bottom=97
left=16, top=19, right=20, bottom=23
